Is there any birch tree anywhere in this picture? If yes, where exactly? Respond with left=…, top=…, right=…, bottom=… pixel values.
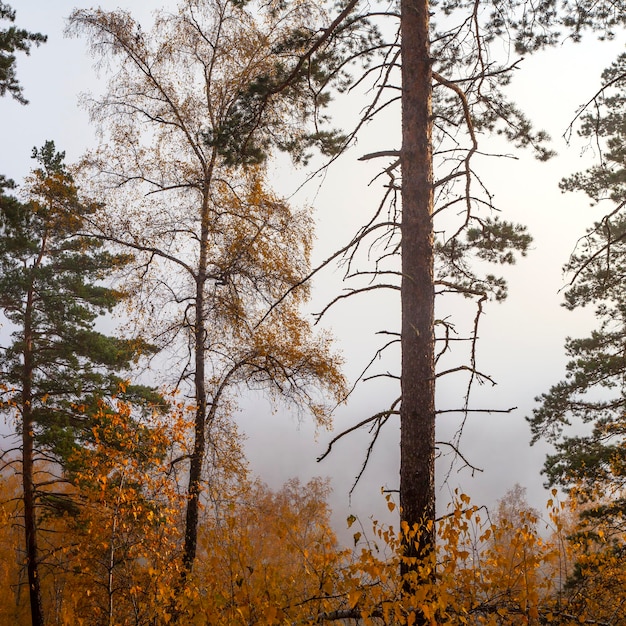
left=69, top=0, right=348, bottom=596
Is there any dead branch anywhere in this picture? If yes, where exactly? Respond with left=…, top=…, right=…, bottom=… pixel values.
left=435, top=406, right=517, bottom=415
left=359, top=150, right=401, bottom=160
left=317, top=399, right=401, bottom=462
left=313, top=283, right=400, bottom=323
left=435, top=364, right=496, bottom=386
left=435, top=440, right=483, bottom=475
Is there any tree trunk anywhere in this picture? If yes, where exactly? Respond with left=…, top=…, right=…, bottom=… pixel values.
left=181, top=272, right=207, bottom=576
left=399, top=0, right=435, bottom=583
left=23, top=285, right=45, bottom=626
left=180, top=174, right=213, bottom=585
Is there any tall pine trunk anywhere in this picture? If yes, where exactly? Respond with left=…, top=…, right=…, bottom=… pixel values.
left=399, top=0, right=436, bottom=582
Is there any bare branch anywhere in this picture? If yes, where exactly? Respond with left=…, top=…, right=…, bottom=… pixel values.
left=435, top=364, right=496, bottom=386
left=359, top=150, right=400, bottom=161
left=435, top=440, right=483, bottom=475
left=436, top=406, right=517, bottom=415
left=317, top=399, right=401, bottom=462
left=313, top=283, right=400, bottom=323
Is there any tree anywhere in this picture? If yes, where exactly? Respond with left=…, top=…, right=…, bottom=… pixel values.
left=268, top=0, right=541, bottom=598
left=68, top=0, right=348, bottom=595
left=0, top=2, right=46, bottom=104
left=55, top=403, right=187, bottom=625
left=0, top=142, right=163, bottom=626
left=186, top=477, right=346, bottom=623
left=216, top=2, right=626, bottom=622
left=529, top=55, right=626, bottom=527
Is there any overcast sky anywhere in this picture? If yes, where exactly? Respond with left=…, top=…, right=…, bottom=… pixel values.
left=1, top=1, right=624, bottom=544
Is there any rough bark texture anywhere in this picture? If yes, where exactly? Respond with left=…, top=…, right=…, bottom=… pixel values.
left=399, top=0, right=436, bottom=574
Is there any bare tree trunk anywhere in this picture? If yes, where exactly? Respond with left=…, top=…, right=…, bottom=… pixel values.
left=181, top=272, right=208, bottom=576
left=107, top=475, right=126, bottom=626
left=399, top=0, right=436, bottom=584
left=173, top=244, right=208, bottom=623
left=181, top=176, right=213, bottom=586
left=23, top=285, right=45, bottom=626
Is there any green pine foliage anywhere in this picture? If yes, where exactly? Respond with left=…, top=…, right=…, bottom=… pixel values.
left=530, top=59, right=626, bottom=522
left=0, top=1, right=46, bottom=104
left=561, top=54, right=626, bottom=203
left=0, top=141, right=164, bottom=476
left=529, top=211, right=626, bottom=519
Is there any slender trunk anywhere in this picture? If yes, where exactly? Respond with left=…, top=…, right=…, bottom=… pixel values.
left=181, top=270, right=208, bottom=575
left=172, top=147, right=217, bottom=626
left=23, top=284, right=45, bottom=626
left=399, top=0, right=435, bottom=584
left=107, top=475, right=125, bottom=626
left=181, top=166, right=213, bottom=582
left=172, top=223, right=208, bottom=621
left=108, top=533, right=115, bottom=625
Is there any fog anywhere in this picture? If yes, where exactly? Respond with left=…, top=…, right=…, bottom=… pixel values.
left=1, top=1, right=623, bottom=545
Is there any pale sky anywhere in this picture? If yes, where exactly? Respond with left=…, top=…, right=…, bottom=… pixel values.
left=1, top=0, right=625, bottom=543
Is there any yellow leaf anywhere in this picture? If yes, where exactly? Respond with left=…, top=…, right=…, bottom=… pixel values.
left=349, top=589, right=361, bottom=609
left=264, top=605, right=278, bottom=622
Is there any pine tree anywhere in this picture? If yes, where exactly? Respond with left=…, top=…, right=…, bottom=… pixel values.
left=530, top=55, right=626, bottom=526
left=0, top=141, right=163, bottom=626
left=231, top=1, right=626, bottom=617
left=0, top=2, right=46, bottom=104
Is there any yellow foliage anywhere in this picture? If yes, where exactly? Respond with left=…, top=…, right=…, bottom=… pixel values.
left=3, top=411, right=626, bottom=625
left=181, top=476, right=348, bottom=624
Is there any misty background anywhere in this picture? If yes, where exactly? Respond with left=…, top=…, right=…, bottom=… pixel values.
left=1, top=0, right=623, bottom=544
